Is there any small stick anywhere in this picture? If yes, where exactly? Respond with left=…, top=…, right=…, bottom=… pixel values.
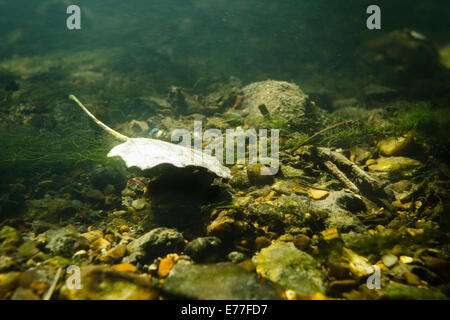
left=69, top=94, right=129, bottom=142
left=323, top=160, right=360, bottom=194
left=292, top=120, right=350, bottom=152
left=317, top=147, right=382, bottom=194
left=43, top=267, right=63, bottom=300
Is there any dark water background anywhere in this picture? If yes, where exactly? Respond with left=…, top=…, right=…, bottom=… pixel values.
left=1, top=0, right=449, bottom=85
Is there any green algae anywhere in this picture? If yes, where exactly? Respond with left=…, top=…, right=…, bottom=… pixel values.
left=0, top=126, right=116, bottom=181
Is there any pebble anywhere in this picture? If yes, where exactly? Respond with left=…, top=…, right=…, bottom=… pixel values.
left=131, top=198, right=147, bottom=210
left=403, top=271, right=421, bottom=285
left=377, top=135, right=411, bottom=156
left=228, top=251, right=246, bottom=264
left=119, top=225, right=131, bottom=233
left=111, top=262, right=138, bottom=273
left=158, top=254, right=179, bottom=278
left=90, top=238, right=111, bottom=252
left=247, top=164, right=275, bottom=186
left=320, top=227, right=340, bottom=241
left=400, top=256, right=413, bottom=264
left=307, top=189, right=329, bottom=200
left=406, top=228, right=424, bottom=237
left=382, top=254, right=398, bottom=268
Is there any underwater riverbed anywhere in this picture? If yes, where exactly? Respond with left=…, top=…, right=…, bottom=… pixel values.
left=0, top=0, right=450, bottom=301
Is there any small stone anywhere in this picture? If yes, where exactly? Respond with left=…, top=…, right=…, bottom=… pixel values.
left=247, top=164, right=275, bottom=186
left=119, top=225, right=131, bottom=233
left=406, top=228, right=424, bottom=237
left=320, top=227, right=340, bottom=241
left=285, top=289, right=298, bottom=300
left=382, top=254, right=398, bottom=268
left=228, top=251, right=246, bottom=263
left=377, top=135, right=411, bottom=156
left=184, top=237, right=222, bottom=262
left=400, top=256, right=414, bottom=264
left=206, top=211, right=241, bottom=239
left=111, top=262, right=138, bottom=273
left=131, top=198, right=147, bottom=210
left=125, top=227, right=185, bottom=264
left=404, top=271, right=421, bottom=285
left=158, top=254, right=179, bottom=278
left=90, top=238, right=111, bottom=252
left=307, top=189, right=329, bottom=200
left=73, top=250, right=88, bottom=258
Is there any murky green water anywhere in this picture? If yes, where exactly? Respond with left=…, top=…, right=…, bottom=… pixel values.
left=0, top=0, right=449, bottom=301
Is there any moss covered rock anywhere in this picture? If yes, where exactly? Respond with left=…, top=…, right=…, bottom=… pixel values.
left=252, top=241, right=326, bottom=295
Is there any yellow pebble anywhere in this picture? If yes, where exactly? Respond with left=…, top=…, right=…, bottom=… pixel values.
left=400, top=255, right=413, bottom=264
left=307, top=189, right=329, bottom=200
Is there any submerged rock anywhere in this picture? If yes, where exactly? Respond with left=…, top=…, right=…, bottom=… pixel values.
left=240, top=80, right=317, bottom=130
left=247, top=203, right=285, bottom=232
left=377, top=135, right=412, bottom=156
left=60, top=266, right=159, bottom=300
left=0, top=226, right=21, bottom=255
left=184, top=237, right=223, bottom=263
left=247, top=164, right=275, bottom=186
left=26, top=197, right=77, bottom=222
left=252, top=241, right=326, bottom=296
left=368, top=156, right=421, bottom=178
left=162, top=262, right=284, bottom=300
left=125, top=227, right=185, bottom=264
left=383, top=282, right=447, bottom=300
left=45, top=227, right=89, bottom=258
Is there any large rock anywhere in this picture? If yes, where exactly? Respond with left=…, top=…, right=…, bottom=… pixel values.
left=162, top=262, right=284, bottom=300
left=383, top=282, right=447, bottom=300
left=45, top=227, right=89, bottom=258
left=368, top=156, right=421, bottom=179
left=252, top=241, right=326, bottom=296
left=240, top=80, right=315, bottom=130
left=60, top=266, right=159, bottom=300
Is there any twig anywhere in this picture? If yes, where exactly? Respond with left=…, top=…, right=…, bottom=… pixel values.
left=292, top=120, right=350, bottom=152
left=43, top=267, right=63, bottom=300
left=323, top=160, right=360, bottom=194
left=316, top=147, right=383, bottom=195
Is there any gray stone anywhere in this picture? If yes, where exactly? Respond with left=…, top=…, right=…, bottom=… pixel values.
left=162, top=262, right=284, bottom=300
left=184, top=237, right=223, bottom=262
left=247, top=203, right=285, bottom=232
left=126, top=227, right=185, bottom=264
left=241, top=80, right=314, bottom=130
left=45, top=227, right=89, bottom=257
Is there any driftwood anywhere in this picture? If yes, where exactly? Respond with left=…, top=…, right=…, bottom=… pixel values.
left=315, top=147, right=384, bottom=196
left=323, top=160, right=360, bottom=194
